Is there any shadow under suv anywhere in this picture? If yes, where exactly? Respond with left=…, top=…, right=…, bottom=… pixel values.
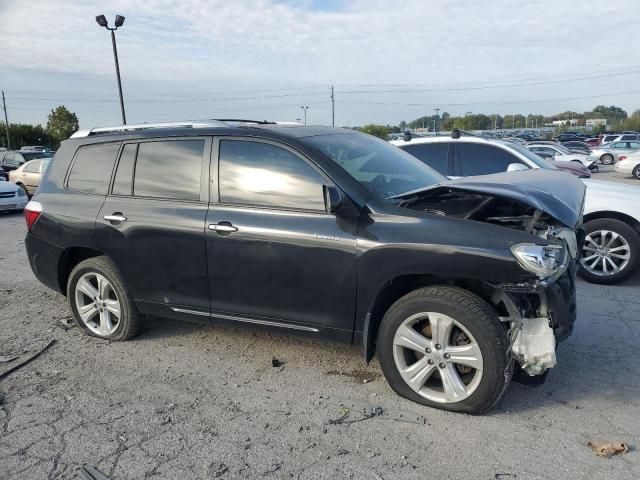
left=25, top=120, right=585, bottom=414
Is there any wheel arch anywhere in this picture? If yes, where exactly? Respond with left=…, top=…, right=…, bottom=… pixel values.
left=361, top=274, right=508, bottom=363
left=57, top=246, right=104, bottom=295
left=583, top=210, right=640, bottom=236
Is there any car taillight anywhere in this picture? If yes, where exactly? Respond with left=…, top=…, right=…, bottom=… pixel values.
left=618, top=156, right=627, bottom=161
left=24, top=200, right=42, bottom=232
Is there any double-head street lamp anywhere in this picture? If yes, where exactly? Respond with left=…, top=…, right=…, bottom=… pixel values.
left=96, top=14, right=127, bottom=124
left=300, top=106, right=309, bottom=125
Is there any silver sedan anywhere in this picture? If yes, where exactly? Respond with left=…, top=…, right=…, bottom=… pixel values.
left=591, top=140, right=640, bottom=165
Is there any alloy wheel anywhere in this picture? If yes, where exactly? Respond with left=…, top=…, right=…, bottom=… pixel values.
left=601, top=154, right=614, bottom=165
left=74, top=272, right=122, bottom=336
left=392, top=312, right=483, bottom=404
left=581, top=230, right=631, bottom=277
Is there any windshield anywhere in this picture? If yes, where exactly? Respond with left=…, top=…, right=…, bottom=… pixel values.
left=303, top=132, right=446, bottom=200
left=504, top=142, right=558, bottom=169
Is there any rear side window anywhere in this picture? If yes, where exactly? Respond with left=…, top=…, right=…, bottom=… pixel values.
left=134, top=140, right=204, bottom=201
left=401, top=143, right=450, bottom=175
left=457, top=143, right=521, bottom=176
left=112, top=144, right=137, bottom=196
left=24, top=161, right=41, bottom=173
left=67, top=143, right=120, bottom=194
left=219, top=140, right=326, bottom=211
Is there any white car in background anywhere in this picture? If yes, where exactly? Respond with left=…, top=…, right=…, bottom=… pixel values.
left=614, top=151, right=640, bottom=180
left=525, top=142, right=599, bottom=170
left=393, top=132, right=640, bottom=284
left=0, top=177, right=29, bottom=213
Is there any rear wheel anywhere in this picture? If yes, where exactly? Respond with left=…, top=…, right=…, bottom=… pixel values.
left=600, top=154, right=615, bottom=165
left=377, top=286, right=511, bottom=414
left=578, top=218, right=639, bottom=284
left=67, top=256, right=142, bottom=340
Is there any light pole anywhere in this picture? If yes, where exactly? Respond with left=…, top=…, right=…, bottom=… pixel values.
left=96, top=14, right=127, bottom=125
left=434, top=108, right=440, bottom=133
left=300, top=106, right=309, bottom=125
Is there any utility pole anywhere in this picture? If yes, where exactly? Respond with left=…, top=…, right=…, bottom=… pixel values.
left=330, top=85, right=335, bottom=127
left=434, top=108, right=440, bottom=133
left=1, top=91, right=9, bottom=150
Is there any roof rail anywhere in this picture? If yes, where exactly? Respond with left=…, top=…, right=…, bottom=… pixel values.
left=70, top=119, right=228, bottom=138
left=213, top=119, right=276, bottom=124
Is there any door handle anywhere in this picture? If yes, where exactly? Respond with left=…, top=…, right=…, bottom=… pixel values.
left=104, top=214, right=127, bottom=223
left=208, top=222, right=238, bottom=233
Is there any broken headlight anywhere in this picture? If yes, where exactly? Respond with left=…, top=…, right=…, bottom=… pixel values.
left=511, top=243, right=567, bottom=279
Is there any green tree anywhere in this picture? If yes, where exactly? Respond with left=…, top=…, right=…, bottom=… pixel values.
left=358, top=124, right=391, bottom=139
left=46, top=105, right=79, bottom=146
left=0, top=122, right=49, bottom=149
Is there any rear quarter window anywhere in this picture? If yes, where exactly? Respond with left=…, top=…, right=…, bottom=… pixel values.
left=67, top=143, right=120, bottom=194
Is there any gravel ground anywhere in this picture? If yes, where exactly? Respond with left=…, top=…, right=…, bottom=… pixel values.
left=1, top=185, right=639, bottom=479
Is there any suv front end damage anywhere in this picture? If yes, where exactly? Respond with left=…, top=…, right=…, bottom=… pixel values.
left=393, top=170, right=585, bottom=377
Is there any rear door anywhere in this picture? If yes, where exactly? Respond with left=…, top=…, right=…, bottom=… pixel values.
left=96, top=137, right=212, bottom=318
left=205, top=137, right=357, bottom=338
left=21, top=160, right=42, bottom=193
left=454, top=142, right=526, bottom=177
left=400, top=142, right=453, bottom=177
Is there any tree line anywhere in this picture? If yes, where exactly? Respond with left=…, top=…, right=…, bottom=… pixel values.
left=357, top=105, right=640, bottom=139
left=1, top=106, right=79, bottom=150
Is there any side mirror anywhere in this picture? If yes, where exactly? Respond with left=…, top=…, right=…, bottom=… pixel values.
left=323, top=185, right=343, bottom=214
left=507, top=163, right=528, bottom=172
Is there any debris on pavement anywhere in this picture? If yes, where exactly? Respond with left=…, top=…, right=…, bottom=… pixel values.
left=326, top=400, right=426, bottom=426
left=60, top=317, right=75, bottom=330
left=78, top=464, right=111, bottom=480
left=271, top=356, right=283, bottom=368
left=587, top=440, right=629, bottom=458
left=0, top=355, right=19, bottom=364
left=0, top=339, right=56, bottom=380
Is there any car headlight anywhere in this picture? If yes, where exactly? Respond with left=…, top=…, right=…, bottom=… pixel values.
left=511, top=243, right=567, bottom=278
left=17, top=188, right=27, bottom=197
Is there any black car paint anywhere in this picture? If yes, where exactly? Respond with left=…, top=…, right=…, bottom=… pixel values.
left=26, top=125, right=581, bottom=359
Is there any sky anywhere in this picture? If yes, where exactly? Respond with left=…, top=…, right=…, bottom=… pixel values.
left=1, top=0, right=640, bottom=128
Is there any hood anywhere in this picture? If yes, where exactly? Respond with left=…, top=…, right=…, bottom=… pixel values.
left=392, top=169, right=586, bottom=229
left=554, top=161, right=590, bottom=178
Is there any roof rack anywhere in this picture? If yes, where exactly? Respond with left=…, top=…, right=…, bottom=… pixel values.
left=70, top=120, right=228, bottom=138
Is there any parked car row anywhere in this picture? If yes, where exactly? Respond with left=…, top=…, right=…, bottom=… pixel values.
left=0, top=149, right=53, bottom=198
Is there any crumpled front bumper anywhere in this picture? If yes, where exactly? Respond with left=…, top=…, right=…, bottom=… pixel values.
left=545, top=262, right=577, bottom=342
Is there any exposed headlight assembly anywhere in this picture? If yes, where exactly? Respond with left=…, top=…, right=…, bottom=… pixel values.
left=511, top=243, right=567, bottom=279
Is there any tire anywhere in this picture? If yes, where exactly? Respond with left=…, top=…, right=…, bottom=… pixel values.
left=377, top=286, right=511, bottom=415
left=67, top=256, right=142, bottom=340
left=633, top=165, right=640, bottom=180
left=578, top=218, right=639, bottom=285
left=16, top=183, right=28, bottom=195
left=600, top=154, right=615, bottom=165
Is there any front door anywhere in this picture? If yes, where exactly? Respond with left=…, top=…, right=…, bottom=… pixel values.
left=206, top=138, right=357, bottom=338
left=96, top=138, right=212, bottom=317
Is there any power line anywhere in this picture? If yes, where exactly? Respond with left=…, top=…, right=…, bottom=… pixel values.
left=336, top=70, right=640, bottom=95
left=9, top=91, right=329, bottom=104
left=338, top=89, right=640, bottom=108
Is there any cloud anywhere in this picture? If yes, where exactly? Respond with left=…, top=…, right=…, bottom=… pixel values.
left=1, top=0, right=639, bottom=126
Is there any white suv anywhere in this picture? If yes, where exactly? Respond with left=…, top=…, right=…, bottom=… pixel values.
left=391, top=133, right=640, bottom=284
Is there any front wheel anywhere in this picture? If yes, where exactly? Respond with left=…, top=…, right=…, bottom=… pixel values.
left=578, top=218, right=639, bottom=284
left=377, top=286, right=511, bottom=414
left=600, top=154, right=615, bottom=165
left=633, top=165, right=640, bottom=180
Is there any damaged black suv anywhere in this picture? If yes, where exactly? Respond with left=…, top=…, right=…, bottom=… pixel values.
left=25, top=121, right=585, bottom=414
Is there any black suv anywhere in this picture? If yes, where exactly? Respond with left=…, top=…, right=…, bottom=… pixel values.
left=25, top=120, right=585, bottom=414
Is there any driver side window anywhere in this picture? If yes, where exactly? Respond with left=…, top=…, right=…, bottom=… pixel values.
left=218, top=140, right=327, bottom=211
